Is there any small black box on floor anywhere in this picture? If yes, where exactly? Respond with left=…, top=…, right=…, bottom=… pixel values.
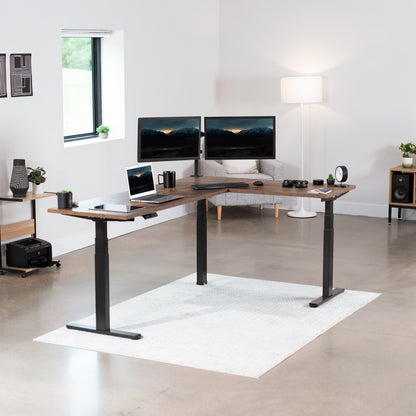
left=6, top=238, right=52, bottom=268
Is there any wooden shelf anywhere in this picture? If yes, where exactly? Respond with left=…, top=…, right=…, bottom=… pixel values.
left=0, top=191, right=55, bottom=202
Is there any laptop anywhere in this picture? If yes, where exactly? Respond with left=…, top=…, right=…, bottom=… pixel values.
left=126, top=164, right=184, bottom=204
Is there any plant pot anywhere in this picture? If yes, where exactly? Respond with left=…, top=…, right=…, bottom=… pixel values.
left=10, top=159, right=29, bottom=197
left=32, top=183, right=44, bottom=194
left=402, top=157, right=413, bottom=168
left=99, top=132, right=108, bottom=139
left=57, top=192, right=73, bottom=209
left=327, top=178, right=335, bottom=186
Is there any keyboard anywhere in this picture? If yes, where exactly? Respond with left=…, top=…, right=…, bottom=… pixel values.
left=191, top=182, right=250, bottom=190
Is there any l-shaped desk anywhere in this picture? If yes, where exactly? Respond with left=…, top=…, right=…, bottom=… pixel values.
left=48, top=177, right=355, bottom=340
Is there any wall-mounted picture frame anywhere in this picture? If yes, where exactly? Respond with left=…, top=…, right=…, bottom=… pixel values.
left=10, top=53, right=32, bottom=97
left=0, top=54, right=6, bottom=98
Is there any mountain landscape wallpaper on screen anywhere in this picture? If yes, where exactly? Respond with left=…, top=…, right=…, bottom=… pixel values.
left=139, top=118, right=200, bottom=160
left=205, top=117, right=275, bottom=159
left=128, top=165, right=154, bottom=195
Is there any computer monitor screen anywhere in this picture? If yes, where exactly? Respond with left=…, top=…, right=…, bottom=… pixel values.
left=204, top=116, right=276, bottom=160
left=138, top=116, right=201, bottom=162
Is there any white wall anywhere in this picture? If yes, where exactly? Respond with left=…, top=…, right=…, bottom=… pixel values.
left=0, top=0, right=220, bottom=256
left=218, top=0, right=416, bottom=217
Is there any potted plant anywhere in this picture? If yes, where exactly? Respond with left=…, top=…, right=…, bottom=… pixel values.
left=399, top=142, right=416, bottom=168
left=96, top=125, right=110, bottom=139
left=27, top=166, right=46, bottom=194
left=327, top=173, right=335, bottom=186
left=56, top=190, right=73, bottom=209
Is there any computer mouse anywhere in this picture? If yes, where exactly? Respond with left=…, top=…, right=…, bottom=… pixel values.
left=253, top=180, right=264, bottom=186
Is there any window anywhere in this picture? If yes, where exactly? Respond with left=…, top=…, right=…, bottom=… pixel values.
left=62, top=32, right=104, bottom=142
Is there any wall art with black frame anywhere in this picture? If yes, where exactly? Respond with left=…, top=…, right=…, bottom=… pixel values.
left=0, top=54, right=6, bottom=97
left=10, top=53, right=32, bottom=97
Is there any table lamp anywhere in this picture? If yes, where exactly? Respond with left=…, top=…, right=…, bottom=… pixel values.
left=281, top=75, right=323, bottom=218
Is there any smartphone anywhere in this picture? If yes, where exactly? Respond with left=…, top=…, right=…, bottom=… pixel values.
left=89, top=204, right=143, bottom=213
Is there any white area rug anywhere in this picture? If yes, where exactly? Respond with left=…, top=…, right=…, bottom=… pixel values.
left=35, top=274, right=380, bottom=378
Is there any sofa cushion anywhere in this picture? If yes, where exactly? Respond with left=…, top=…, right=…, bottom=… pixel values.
left=222, top=160, right=259, bottom=174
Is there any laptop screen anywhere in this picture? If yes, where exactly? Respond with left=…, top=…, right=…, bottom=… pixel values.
left=126, top=164, right=156, bottom=198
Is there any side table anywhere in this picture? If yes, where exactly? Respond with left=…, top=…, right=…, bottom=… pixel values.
left=0, top=192, right=60, bottom=277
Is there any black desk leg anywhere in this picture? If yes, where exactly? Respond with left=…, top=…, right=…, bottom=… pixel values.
left=67, top=219, right=141, bottom=339
left=388, top=205, right=392, bottom=224
left=309, top=199, right=345, bottom=307
left=196, top=199, right=207, bottom=285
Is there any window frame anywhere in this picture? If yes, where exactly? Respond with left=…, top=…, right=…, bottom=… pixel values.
left=63, top=37, right=102, bottom=142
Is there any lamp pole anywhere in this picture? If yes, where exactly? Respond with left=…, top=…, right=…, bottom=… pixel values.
left=281, top=76, right=322, bottom=219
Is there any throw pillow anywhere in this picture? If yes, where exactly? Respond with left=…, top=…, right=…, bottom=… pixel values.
left=222, top=160, right=259, bottom=174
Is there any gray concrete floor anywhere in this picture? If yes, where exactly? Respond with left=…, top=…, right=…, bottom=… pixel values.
left=1, top=206, right=416, bottom=415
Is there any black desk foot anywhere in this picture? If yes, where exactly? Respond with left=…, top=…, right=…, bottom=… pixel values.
left=309, top=288, right=345, bottom=308
left=66, top=323, right=142, bottom=340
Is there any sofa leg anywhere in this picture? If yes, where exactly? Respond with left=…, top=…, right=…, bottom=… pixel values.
left=217, top=206, right=222, bottom=221
left=274, top=203, right=279, bottom=218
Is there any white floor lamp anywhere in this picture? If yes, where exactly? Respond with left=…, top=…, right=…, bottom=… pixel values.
left=281, top=76, right=322, bottom=218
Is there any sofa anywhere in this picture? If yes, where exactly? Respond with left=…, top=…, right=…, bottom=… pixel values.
left=199, top=159, right=284, bottom=220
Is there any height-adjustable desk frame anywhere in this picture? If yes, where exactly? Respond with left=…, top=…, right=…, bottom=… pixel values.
left=48, top=177, right=355, bottom=340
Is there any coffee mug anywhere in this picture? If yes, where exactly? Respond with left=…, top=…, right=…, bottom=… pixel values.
left=158, top=171, right=176, bottom=188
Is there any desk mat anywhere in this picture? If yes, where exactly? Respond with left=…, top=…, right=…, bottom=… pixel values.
left=34, top=274, right=380, bottom=378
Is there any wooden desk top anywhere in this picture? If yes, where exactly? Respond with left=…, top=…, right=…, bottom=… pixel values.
left=48, top=176, right=355, bottom=221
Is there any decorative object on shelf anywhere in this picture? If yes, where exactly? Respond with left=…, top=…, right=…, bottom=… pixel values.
left=0, top=54, right=6, bottom=98
left=10, top=53, right=33, bottom=97
left=10, top=159, right=29, bottom=197
left=335, top=165, right=349, bottom=187
left=27, top=166, right=46, bottom=194
left=327, top=173, right=335, bottom=186
left=398, top=142, right=416, bottom=168
left=56, top=190, right=73, bottom=209
left=96, top=124, right=110, bottom=139
left=281, top=75, right=322, bottom=218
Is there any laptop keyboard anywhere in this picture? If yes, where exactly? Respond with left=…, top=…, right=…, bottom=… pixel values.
left=132, top=194, right=168, bottom=202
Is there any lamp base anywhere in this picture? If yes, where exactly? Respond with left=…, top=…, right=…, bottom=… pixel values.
left=288, top=209, right=317, bottom=218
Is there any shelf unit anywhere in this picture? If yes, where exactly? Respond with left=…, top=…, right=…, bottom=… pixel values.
left=388, top=165, right=416, bottom=223
left=0, top=192, right=60, bottom=277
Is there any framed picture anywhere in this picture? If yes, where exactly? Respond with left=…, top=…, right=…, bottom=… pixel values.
left=10, top=53, right=32, bottom=97
left=0, top=54, right=6, bottom=98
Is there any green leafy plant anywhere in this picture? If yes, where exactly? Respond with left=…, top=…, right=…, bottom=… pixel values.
left=96, top=125, right=110, bottom=134
left=328, top=173, right=334, bottom=180
left=27, top=166, right=46, bottom=185
left=399, top=142, right=416, bottom=158
left=58, top=190, right=72, bottom=193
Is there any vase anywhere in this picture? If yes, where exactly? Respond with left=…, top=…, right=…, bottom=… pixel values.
left=10, top=159, right=29, bottom=197
left=32, top=183, right=44, bottom=194
left=99, top=132, right=108, bottom=139
left=57, top=192, right=73, bottom=209
left=402, top=157, right=413, bottom=168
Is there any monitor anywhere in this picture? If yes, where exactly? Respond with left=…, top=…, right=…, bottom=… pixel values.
left=138, top=116, right=201, bottom=162
left=204, top=116, right=276, bottom=160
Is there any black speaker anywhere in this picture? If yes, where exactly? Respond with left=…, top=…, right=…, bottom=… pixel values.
left=391, top=172, right=414, bottom=203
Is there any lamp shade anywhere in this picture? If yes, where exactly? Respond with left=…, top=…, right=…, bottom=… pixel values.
left=280, top=76, right=322, bottom=104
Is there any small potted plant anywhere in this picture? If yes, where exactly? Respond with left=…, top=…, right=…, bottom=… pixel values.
left=57, top=190, right=73, bottom=209
left=399, top=142, right=416, bottom=168
left=27, top=166, right=46, bottom=194
left=96, top=125, right=110, bottom=139
left=327, top=173, right=335, bottom=186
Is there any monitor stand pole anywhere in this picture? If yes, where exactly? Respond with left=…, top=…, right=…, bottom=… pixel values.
left=191, top=160, right=202, bottom=177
